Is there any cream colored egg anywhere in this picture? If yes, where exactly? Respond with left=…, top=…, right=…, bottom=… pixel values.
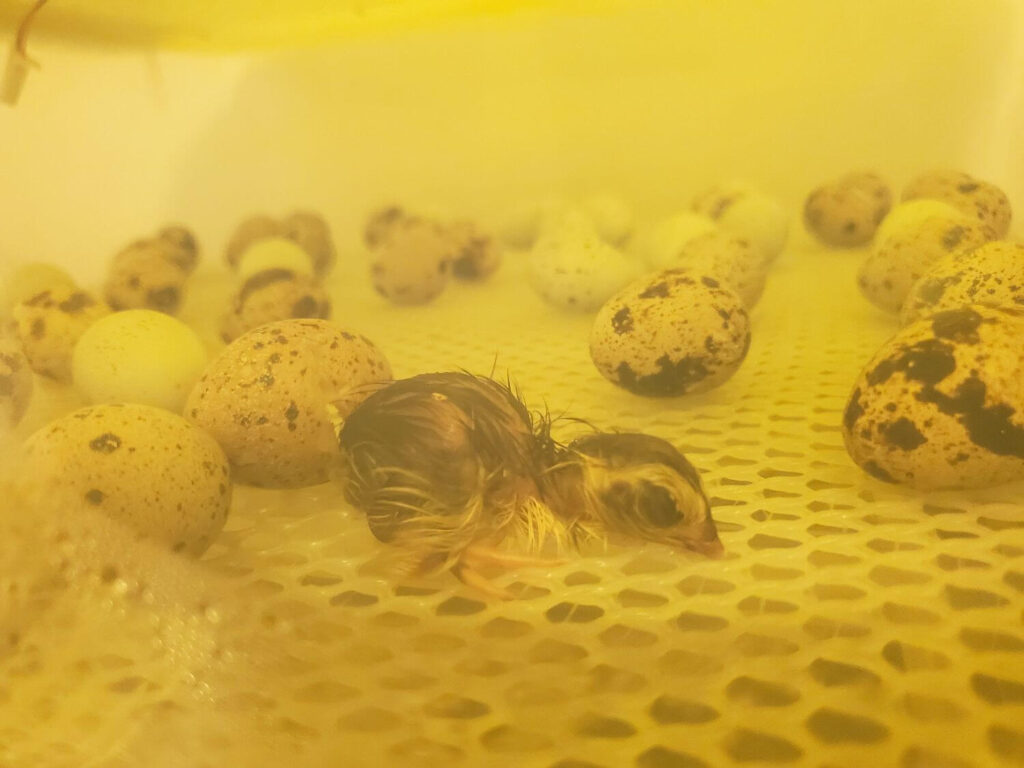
left=902, top=170, right=1012, bottom=238
left=843, top=305, right=1024, bottom=489
left=104, top=239, right=190, bottom=315
left=11, top=287, right=111, bottom=382
left=590, top=269, right=751, bottom=396
left=0, top=336, right=33, bottom=430
left=692, top=184, right=788, bottom=262
left=371, top=219, right=455, bottom=305
left=18, top=403, right=232, bottom=554
left=225, top=214, right=282, bottom=269
left=901, top=241, right=1024, bottom=324
left=186, top=318, right=392, bottom=488
left=858, top=213, right=993, bottom=313
left=581, top=194, right=634, bottom=246
left=875, top=199, right=967, bottom=244
left=220, top=268, right=332, bottom=342
left=281, top=210, right=336, bottom=276
left=72, top=309, right=207, bottom=412
left=236, top=237, right=315, bottom=280
left=1, top=262, right=76, bottom=317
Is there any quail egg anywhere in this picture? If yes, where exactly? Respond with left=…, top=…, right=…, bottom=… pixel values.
left=843, top=305, right=1024, bottom=489
left=901, top=241, right=1024, bottom=324
left=225, top=214, right=282, bottom=270
left=17, top=403, right=232, bottom=554
left=186, top=318, right=392, bottom=488
left=371, top=219, right=456, bottom=305
left=156, top=225, right=200, bottom=273
left=11, top=287, right=111, bottom=382
left=235, top=237, right=315, bottom=280
left=581, top=194, right=635, bottom=246
left=0, top=336, right=33, bottom=431
left=448, top=221, right=502, bottom=280
left=220, top=268, right=332, bottom=342
left=902, top=170, right=1012, bottom=238
left=670, top=230, right=768, bottom=308
left=804, top=172, right=892, bottom=247
left=692, top=184, right=789, bottom=262
left=364, top=205, right=409, bottom=248
left=639, top=211, right=718, bottom=269
left=1, top=262, right=76, bottom=318
left=591, top=269, right=751, bottom=396
left=104, top=239, right=190, bottom=315
left=72, top=309, right=208, bottom=412
left=281, top=210, right=336, bottom=277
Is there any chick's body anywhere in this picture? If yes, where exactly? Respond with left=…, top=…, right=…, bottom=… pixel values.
left=338, top=372, right=555, bottom=577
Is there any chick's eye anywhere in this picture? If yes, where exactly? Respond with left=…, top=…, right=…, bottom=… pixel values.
left=637, top=482, right=683, bottom=528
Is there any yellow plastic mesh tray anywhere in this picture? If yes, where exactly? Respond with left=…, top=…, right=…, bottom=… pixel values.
left=2, top=241, right=1023, bottom=768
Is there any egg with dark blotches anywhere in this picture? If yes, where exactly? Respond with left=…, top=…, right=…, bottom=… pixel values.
left=17, top=403, right=231, bottom=555
left=900, top=241, right=1024, bottom=325
left=104, top=239, right=190, bottom=315
left=842, top=305, right=1024, bottom=490
left=220, top=268, right=331, bottom=342
left=590, top=269, right=751, bottom=397
left=0, top=337, right=33, bottom=430
left=804, top=172, right=892, bottom=247
left=11, top=286, right=111, bottom=381
left=186, top=319, right=392, bottom=488
left=902, top=170, right=1012, bottom=238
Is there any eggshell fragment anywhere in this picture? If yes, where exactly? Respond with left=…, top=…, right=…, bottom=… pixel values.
left=104, top=239, right=190, bottom=315
left=903, top=170, right=1012, bottom=238
left=901, top=241, right=1024, bottom=324
left=842, top=305, right=1024, bottom=489
left=0, top=336, right=33, bottom=430
left=371, top=220, right=455, bottom=305
left=590, top=269, right=751, bottom=396
left=220, top=268, right=332, bottom=342
left=186, top=319, right=392, bottom=488
left=72, top=309, right=207, bottom=412
left=803, top=172, right=892, bottom=247
left=858, top=213, right=993, bottom=313
left=18, top=403, right=232, bottom=554
left=528, top=213, right=640, bottom=311
left=11, top=287, right=111, bottom=382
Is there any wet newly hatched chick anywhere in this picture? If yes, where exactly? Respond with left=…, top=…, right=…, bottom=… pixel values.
left=555, top=432, right=723, bottom=557
left=337, top=372, right=563, bottom=595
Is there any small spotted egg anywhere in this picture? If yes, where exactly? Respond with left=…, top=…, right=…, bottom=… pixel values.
left=156, top=224, right=200, bottom=273
left=225, top=214, right=282, bottom=270
left=902, top=170, right=1012, bottom=238
left=280, top=210, right=336, bottom=277
left=670, top=230, right=768, bottom=308
left=220, top=268, right=332, bottom=342
left=0, top=336, right=33, bottom=430
left=448, top=221, right=502, bottom=281
left=235, top=237, right=315, bottom=280
left=842, top=305, right=1024, bottom=490
left=1, top=262, right=76, bottom=317
left=590, top=269, right=751, bottom=396
left=186, top=319, right=392, bottom=488
left=874, top=199, right=966, bottom=244
left=901, top=241, right=1024, bottom=325
left=364, top=205, right=409, bottom=248
left=371, top=219, right=455, bottom=305
left=691, top=184, right=788, bottom=263
left=11, top=287, right=111, bottom=382
left=528, top=212, right=640, bottom=311
left=803, top=172, right=893, bottom=247
left=72, top=309, right=208, bottom=412
left=857, top=212, right=993, bottom=313
left=104, top=239, right=190, bottom=314
left=18, top=403, right=232, bottom=554
left=639, top=211, right=718, bottom=269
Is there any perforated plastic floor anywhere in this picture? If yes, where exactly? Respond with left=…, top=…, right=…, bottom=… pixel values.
left=2, top=240, right=1023, bottom=768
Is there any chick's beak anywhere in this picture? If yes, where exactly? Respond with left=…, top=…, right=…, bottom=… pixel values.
left=674, top=519, right=725, bottom=558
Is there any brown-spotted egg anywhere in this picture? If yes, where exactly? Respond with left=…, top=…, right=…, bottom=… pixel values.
left=590, top=269, right=751, bottom=396
left=804, top=172, right=893, bottom=247
left=903, top=170, right=1012, bottom=239
left=11, top=287, right=111, bottom=382
left=220, top=268, right=332, bottom=342
left=104, top=239, right=190, bottom=315
left=842, top=305, right=1024, bottom=490
left=186, top=319, right=391, bottom=488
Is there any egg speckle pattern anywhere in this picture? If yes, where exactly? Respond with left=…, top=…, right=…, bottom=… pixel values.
left=225, top=214, right=282, bottom=269
left=11, top=287, right=111, bottom=381
left=804, top=172, right=892, bottom=247
left=186, top=319, right=392, bottom=488
left=0, top=336, right=33, bottom=430
left=901, top=241, right=1024, bottom=324
left=18, top=403, right=232, bottom=554
left=842, top=305, right=1024, bottom=489
left=672, top=230, right=768, bottom=308
left=371, top=219, right=455, bottom=305
left=220, top=268, right=331, bottom=342
left=104, top=239, right=190, bottom=315
left=902, top=170, right=1012, bottom=238
left=591, top=269, right=751, bottom=396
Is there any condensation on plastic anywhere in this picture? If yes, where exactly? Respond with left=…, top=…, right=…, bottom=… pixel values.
left=2, top=246, right=1023, bottom=768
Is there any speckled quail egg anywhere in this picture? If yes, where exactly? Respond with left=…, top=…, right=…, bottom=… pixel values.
left=186, top=319, right=392, bottom=488
left=901, top=241, right=1024, bottom=325
left=371, top=219, right=456, bottom=305
left=804, top=172, right=893, bottom=247
left=104, top=239, right=190, bottom=315
left=692, top=184, right=789, bottom=262
left=225, top=214, right=282, bottom=270
left=448, top=221, right=502, bottom=280
left=591, top=269, right=751, bottom=396
left=72, top=309, right=207, bottom=412
left=903, top=170, right=1012, bottom=238
left=581, top=194, right=634, bottom=246
left=156, top=225, right=200, bottom=273
left=11, top=287, right=111, bottom=382
left=639, top=211, right=718, bottom=269
left=18, top=403, right=232, bottom=554
left=874, top=199, right=966, bottom=244
left=528, top=212, right=640, bottom=311
left=672, top=231, right=768, bottom=308
left=281, top=210, right=336, bottom=277
left=235, top=237, right=315, bottom=280
left=0, top=336, right=33, bottom=430
left=858, top=212, right=994, bottom=313
left=221, top=268, right=332, bottom=342
left=364, top=206, right=409, bottom=248
left=843, top=305, right=1024, bottom=489
left=1, top=262, right=76, bottom=317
